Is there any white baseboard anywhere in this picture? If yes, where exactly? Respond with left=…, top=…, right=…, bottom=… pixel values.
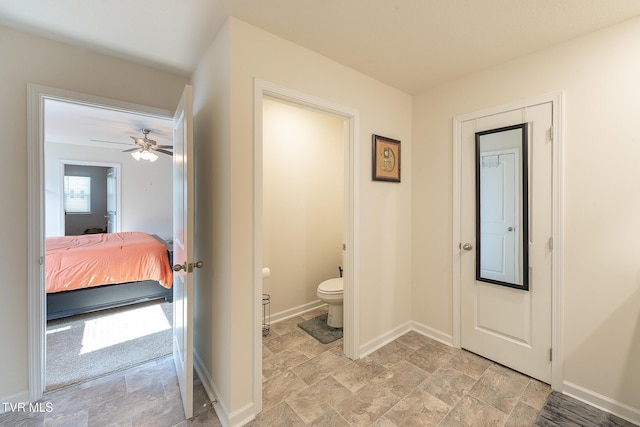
left=359, top=321, right=413, bottom=358
left=193, top=300, right=325, bottom=426
left=410, top=321, right=454, bottom=347
left=358, top=320, right=454, bottom=358
left=193, top=349, right=257, bottom=427
left=270, top=300, right=326, bottom=324
left=193, top=350, right=230, bottom=427
left=563, top=381, right=640, bottom=426
left=229, top=402, right=257, bottom=427
left=0, top=390, right=30, bottom=414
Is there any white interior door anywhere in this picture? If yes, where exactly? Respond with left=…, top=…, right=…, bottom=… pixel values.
left=172, top=85, right=195, bottom=418
left=479, top=150, right=518, bottom=283
left=461, top=103, right=553, bottom=383
left=106, top=167, right=117, bottom=233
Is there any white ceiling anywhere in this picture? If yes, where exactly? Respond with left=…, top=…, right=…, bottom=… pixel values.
left=3, top=0, right=640, bottom=147
left=2, top=0, right=640, bottom=95
left=44, top=99, right=173, bottom=151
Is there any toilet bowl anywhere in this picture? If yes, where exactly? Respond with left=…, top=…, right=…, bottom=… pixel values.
left=317, top=277, right=343, bottom=328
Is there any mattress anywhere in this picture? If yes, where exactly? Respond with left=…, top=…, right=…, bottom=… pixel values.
left=45, top=231, right=173, bottom=293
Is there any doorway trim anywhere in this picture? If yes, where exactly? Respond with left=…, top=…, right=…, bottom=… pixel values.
left=253, top=79, right=360, bottom=412
left=27, top=84, right=174, bottom=401
left=452, top=91, right=564, bottom=391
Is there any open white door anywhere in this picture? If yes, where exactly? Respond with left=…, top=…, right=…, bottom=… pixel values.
left=172, top=85, right=195, bottom=419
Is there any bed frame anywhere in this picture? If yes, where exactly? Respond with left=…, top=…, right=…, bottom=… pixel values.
left=46, top=235, right=173, bottom=320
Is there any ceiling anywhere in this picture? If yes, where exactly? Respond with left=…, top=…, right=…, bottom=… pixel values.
left=44, top=99, right=173, bottom=151
left=2, top=0, right=640, bottom=95
left=3, top=0, right=640, bottom=148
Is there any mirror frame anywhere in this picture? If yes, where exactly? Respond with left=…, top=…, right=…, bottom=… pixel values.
left=475, top=123, right=529, bottom=291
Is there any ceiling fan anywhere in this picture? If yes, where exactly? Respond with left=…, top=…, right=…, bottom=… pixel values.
left=123, top=129, right=173, bottom=162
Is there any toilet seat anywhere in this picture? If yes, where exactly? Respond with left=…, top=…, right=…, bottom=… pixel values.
left=317, top=277, right=344, bottom=328
left=317, top=278, right=343, bottom=295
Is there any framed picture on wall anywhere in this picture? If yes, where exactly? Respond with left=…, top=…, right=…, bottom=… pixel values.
left=372, top=134, right=401, bottom=182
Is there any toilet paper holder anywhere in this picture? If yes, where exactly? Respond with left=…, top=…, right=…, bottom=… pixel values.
left=262, top=294, right=270, bottom=337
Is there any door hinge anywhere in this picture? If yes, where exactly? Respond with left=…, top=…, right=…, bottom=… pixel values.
left=39, top=256, right=44, bottom=265
left=549, top=126, right=553, bottom=142
left=548, top=237, right=553, bottom=251
left=549, top=348, right=553, bottom=362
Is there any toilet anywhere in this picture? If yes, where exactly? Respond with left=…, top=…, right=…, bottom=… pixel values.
left=317, top=277, right=343, bottom=328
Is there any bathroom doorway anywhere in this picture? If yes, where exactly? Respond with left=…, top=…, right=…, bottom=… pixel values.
left=253, top=80, right=359, bottom=413
left=262, top=97, right=344, bottom=322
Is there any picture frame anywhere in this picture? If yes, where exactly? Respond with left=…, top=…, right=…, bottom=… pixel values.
left=372, top=134, right=401, bottom=182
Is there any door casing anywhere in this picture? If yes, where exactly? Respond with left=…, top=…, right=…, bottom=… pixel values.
left=452, top=92, right=564, bottom=391
left=58, top=160, right=121, bottom=236
left=253, top=79, right=360, bottom=413
left=27, top=84, right=174, bottom=401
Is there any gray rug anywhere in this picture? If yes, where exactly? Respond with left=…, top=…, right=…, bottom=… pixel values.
left=298, top=313, right=343, bottom=344
left=534, top=391, right=638, bottom=426
left=46, top=301, right=172, bottom=391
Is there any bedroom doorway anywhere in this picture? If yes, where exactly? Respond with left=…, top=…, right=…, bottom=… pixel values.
left=27, top=85, right=182, bottom=403
left=57, top=161, right=121, bottom=236
left=43, top=98, right=174, bottom=392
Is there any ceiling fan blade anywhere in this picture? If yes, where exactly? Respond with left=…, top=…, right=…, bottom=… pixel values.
left=130, top=136, right=146, bottom=145
left=155, top=145, right=173, bottom=149
left=122, top=147, right=141, bottom=153
left=154, top=148, right=173, bottom=156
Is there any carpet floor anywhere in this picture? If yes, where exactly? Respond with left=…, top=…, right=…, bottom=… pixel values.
left=297, top=313, right=343, bottom=344
left=46, top=300, right=173, bottom=391
left=534, top=391, right=638, bottom=426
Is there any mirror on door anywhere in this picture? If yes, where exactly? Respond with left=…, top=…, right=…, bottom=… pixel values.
left=475, top=123, right=529, bottom=290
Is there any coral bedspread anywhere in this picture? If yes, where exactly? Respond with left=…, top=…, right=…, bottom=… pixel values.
left=46, top=232, right=173, bottom=293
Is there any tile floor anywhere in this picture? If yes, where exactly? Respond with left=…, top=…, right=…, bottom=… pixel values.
left=0, top=305, right=551, bottom=426
left=0, top=357, right=220, bottom=427
left=251, top=306, right=552, bottom=426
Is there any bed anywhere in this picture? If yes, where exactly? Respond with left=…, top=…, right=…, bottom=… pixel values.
left=46, top=231, right=174, bottom=320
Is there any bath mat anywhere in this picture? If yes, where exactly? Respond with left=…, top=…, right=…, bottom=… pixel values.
left=297, top=313, right=343, bottom=344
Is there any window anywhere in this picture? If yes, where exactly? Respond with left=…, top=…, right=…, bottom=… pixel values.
left=64, top=176, right=91, bottom=213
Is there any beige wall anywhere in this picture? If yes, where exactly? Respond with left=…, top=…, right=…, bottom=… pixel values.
left=262, top=98, right=344, bottom=316
left=191, top=17, right=232, bottom=417
left=229, top=15, right=413, bottom=347
left=192, top=17, right=412, bottom=421
left=412, top=16, right=640, bottom=411
left=0, top=24, right=188, bottom=402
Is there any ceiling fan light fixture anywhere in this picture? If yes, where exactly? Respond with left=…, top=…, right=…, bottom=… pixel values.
left=125, top=129, right=170, bottom=162
left=141, top=150, right=159, bottom=162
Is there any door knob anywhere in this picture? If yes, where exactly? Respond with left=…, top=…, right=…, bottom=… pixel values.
left=173, top=262, right=187, bottom=272
left=193, top=261, right=204, bottom=269
left=462, top=243, right=473, bottom=251
left=508, top=226, right=514, bottom=231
